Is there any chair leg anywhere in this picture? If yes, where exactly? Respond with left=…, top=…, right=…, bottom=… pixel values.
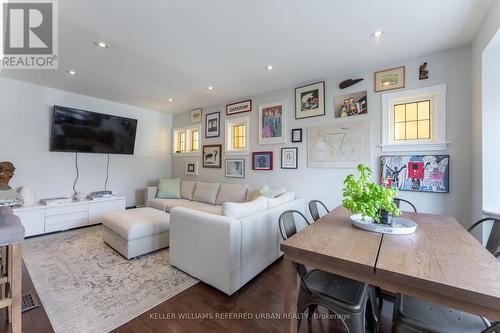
left=375, top=286, right=383, bottom=309
left=307, top=304, right=317, bottom=322
left=8, top=244, right=21, bottom=333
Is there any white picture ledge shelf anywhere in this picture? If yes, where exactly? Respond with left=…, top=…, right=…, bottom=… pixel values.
left=379, top=141, right=450, bottom=152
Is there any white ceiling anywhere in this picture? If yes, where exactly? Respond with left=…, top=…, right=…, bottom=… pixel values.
left=0, top=0, right=493, bottom=113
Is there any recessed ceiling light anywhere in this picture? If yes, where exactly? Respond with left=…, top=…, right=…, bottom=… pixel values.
left=372, top=30, right=383, bottom=38
left=66, top=70, right=78, bottom=76
left=94, top=41, right=109, bottom=48
left=265, top=65, right=273, bottom=71
left=168, top=98, right=174, bottom=102
left=207, top=86, right=214, bottom=91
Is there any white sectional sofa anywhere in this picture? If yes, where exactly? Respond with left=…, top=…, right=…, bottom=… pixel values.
left=145, top=180, right=305, bottom=295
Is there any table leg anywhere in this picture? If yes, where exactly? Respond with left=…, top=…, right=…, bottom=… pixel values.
left=10, top=244, right=21, bottom=333
left=284, top=258, right=298, bottom=333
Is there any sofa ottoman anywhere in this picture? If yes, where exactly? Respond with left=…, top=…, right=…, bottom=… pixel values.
left=102, top=207, right=170, bottom=259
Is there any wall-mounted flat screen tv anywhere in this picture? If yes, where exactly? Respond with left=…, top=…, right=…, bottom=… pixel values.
left=50, top=105, right=138, bottom=154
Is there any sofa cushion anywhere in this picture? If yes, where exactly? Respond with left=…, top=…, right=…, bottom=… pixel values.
left=268, top=191, right=296, bottom=209
left=193, top=182, right=220, bottom=205
left=222, top=196, right=268, bottom=218
left=146, top=198, right=169, bottom=212
left=252, top=185, right=287, bottom=200
left=245, top=188, right=258, bottom=202
left=151, top=198, right=222, bottom=215
left=216, top=183, right=249, bottom=205
left=103, top=207, right=170, bottom=241
left=157, top=178, right=181, bottom=199
left=181, top=180, right=196, bottom=200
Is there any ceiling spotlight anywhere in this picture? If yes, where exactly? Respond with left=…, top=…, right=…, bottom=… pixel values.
left=94, top=41, right=109, bottom=48
left=168, top=98, right=174, bottom=102
left=372, top=30, right=383, bottom=38
left=66, top=70, right=78, bottom=76
left=265, top=65, right=273, bottom=71
left=207, top=86, right=214, bottom=91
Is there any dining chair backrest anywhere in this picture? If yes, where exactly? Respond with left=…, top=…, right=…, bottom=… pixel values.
left=278, top=210, right=312, bottom=291
left=394, top=198, right=417, bottom=213
left=468, top=218, right=500, bottom=259
left=308, top=200, right=330, bottom=222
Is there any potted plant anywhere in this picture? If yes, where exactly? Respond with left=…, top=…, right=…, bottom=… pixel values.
left=342, top=164, right=400, bottom=224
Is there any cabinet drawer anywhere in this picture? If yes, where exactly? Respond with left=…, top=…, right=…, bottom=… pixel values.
left=14, top=209, right=45, bottom=237
left=45, top=211, right=88, bottom=232
left=88, top=199, right=126, bottom=225
left=45, top=204, right=87, bottom=216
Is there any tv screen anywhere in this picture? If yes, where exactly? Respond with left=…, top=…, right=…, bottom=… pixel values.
left=50, top=105, right=138, bottom=154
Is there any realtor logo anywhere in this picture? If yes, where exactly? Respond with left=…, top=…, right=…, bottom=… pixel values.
left=1, top=0, right=58, bottom=69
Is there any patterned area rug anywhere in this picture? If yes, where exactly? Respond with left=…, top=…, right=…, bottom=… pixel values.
left=22, top=226, right=198, bottom=333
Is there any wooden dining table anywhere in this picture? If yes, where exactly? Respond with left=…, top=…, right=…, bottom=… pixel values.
left=280, top=206, right=500, bottom=332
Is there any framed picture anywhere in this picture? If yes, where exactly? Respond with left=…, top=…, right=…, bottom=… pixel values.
left=202, top=144, right=222, bottom=168
left=281, top=147, right=298, bottom=169
left=185, top=161, right=199, bottom=176
left=291, top=128, right=303, bottom=143
left=205, top=112, right=220, bottom=138
left=252, top=151, right=273, bottom=170
left=226, top=99, right=252, bottom=116
left=374, top=66, right=405, bottom=92
left=295, top=81, right=325, bottom=119
left=334, top=91, right=368, bottom=118
left=380, top=155, right=449, bottom=193
left=258, top=101, right=286, bottom=144
left=225, top=159, right=245, bottom=178
left=191, top=108, right=202, bottom=123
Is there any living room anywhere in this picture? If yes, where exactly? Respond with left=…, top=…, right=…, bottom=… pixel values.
left=0, top=1, right=499, bottom=333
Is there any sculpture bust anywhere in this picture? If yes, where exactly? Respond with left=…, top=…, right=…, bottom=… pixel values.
left=0, top=161, right=15, bottom=190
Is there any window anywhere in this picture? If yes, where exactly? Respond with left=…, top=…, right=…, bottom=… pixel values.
left=225, top=116, right=249, bottom=155
left=172, top=125, right=201, bottom=156
left=381, top=84, right=448, bottom=152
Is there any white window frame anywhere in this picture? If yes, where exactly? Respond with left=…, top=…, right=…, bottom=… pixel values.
left=172, top=124, right=201, bottom=156
left=381, top=84, right=449, bottom=152
left=225, top=116, right=249, bottom=155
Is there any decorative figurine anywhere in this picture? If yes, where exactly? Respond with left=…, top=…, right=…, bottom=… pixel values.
left=0, top=161, right=15, bottom=190
left=419, top=62, right=429, bottom=80
left=339, top=78, right=364, bottom=89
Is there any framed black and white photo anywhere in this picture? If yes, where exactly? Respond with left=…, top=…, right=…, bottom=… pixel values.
left=185, top=161, right=199, bottom=176
left=191, top=108, right=202, bottom=123
left=205, top=111, right=220, bottom=138
left=295, top=81, right=325, bottom=119
left=281, top=147, right=298, bottom=169
left=202, top=144, right=222, bottom=168
left=225, top=159, right=245, bottom=178
left=291, top=128, right=302, bottom=143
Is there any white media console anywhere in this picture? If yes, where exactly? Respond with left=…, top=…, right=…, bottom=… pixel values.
left=13, top=196, right=126, bottom=237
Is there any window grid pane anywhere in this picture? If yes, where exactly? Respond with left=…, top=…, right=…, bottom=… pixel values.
left=191, top=130, right=199, bottom=151
left=394, top=100, right=431, bottom=141
left=178, top=131, right=186, bottom=152
left=232, top=124, right=246, bottom=149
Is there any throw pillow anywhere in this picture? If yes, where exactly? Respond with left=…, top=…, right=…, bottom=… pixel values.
left=252, top=185, right=286, bottom=200
left=157, top=178, right=181, bottom=199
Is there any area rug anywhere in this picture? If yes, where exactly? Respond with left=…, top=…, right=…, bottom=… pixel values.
left=22, top=226, right=198, bottom=333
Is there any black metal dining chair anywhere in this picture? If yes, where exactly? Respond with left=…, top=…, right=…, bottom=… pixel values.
left=279, top=210, right=379, bottom=333
left=392, top=217, right=500, bottom=333
left=394, top=198, right=417, bottom=213
left=308, top=200, right=329, bottom=222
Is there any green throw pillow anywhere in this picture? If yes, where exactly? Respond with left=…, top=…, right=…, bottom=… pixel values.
left=157, top=178, right=181, bottom=199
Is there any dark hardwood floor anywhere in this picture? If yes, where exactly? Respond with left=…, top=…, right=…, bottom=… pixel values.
left=0, top=259, right=394, bottom=333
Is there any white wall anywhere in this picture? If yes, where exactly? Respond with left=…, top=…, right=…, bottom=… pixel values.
left=172, top=47, right=472, bottom=224
left=0, top=77, right=172, bottom=207
left=471, top=0, right=500, bottom=241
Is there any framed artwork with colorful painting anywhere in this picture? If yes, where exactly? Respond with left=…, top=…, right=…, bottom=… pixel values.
left=202, top=144, right=222, bottom=168
left=334, top=91, right=368, bottom=118
left=205, top=112, right=220, bottom=138
left=225, top=159, right=245, bottom=178
left=380, top=155, right=449, bottom=193
left=252, top=151, right=273, bottom=170
left=374, top=66, right=405, bottom=92
left=295, top=81, right=325, bottom=119
left=258, top=101, right=285, bottom=144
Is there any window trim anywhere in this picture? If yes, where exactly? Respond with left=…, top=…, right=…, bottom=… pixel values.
left=381, top=84, right=449, bottom=152
left=172, top=124, right=201, bottom=156
left=225, top=116, right=250, bottom=155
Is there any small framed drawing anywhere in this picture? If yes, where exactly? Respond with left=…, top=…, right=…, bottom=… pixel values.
left=295, top=81, right=325, bottom=119
left=252, top=151, right=273, bottom=171
left=191, top=108, right=202, bottom=123
left=205, top=111, right=220, bottom=138
left=225, top=159, right=245, bottom=178
left=281, top=148, right=298, bottom=169
left=291, top=128, right=302, bottom=143
left=374, top=66, right=405, bottom=92
left=202, top=144, right=222, bottom=168
left=259, top=101, right=286, bottom=144
left=185, top=161, right=199, bottom=176
left=226, top=99, right=252, bottom=116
